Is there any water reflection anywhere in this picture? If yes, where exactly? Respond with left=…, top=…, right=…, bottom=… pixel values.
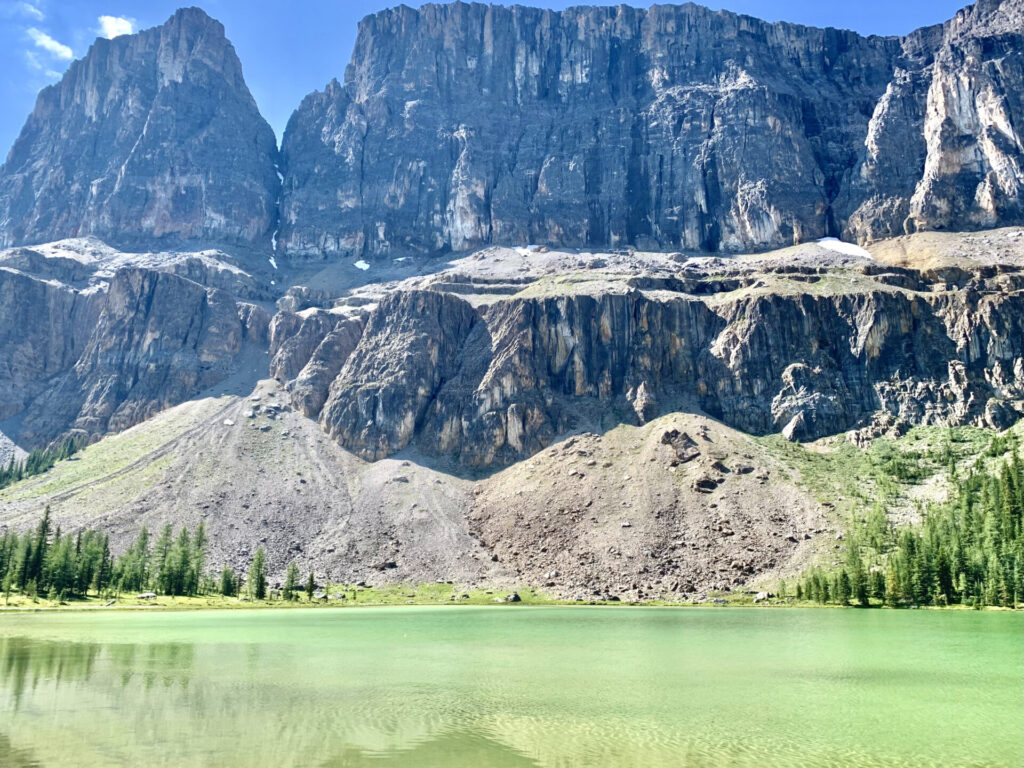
left=0, top=608, right=1019, bottom=768
left=0, top=732, right=41, bottom=768
left=318, top=731, right=538, bottom=767
left=1, top=636, right=101, bottom=710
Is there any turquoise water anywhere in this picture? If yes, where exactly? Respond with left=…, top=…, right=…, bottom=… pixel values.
left=0, top=606, right=1020, bottom=767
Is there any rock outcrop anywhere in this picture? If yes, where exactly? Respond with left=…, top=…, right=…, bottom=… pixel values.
left=0, top=240, right=269, bottom=447
left=269, top=310, right=366, bottom=418
left=279, top=0, right=1023, bottom=260
left=268, top=238, right=1024, bottom=466
left=0, top=267, right=97, bottom=422
left=840, top=0, right=1024, bottom=242
left=0, top=8, right=279, bottom=254
left=2, top=1, right=1018, bottom=262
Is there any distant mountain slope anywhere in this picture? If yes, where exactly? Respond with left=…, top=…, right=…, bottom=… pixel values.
left=0, top=379, right=825, bottom=599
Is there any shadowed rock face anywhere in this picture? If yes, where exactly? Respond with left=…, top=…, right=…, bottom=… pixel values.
left=318, top=290, right=480, bottom=460
left=0, top=270, right=98, bottom=422
left=0, top=8, right=279, bottom=254
left=16, top=268, right=269, bottom=445
left=279, top=0, right=1023, bottom=261
left=1, top=1, right=1018, bottom=262
left=0, top=244, right=270, bottom=448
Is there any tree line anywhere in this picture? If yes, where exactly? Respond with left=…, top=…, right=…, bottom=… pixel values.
left=0, top=439, right=78, bottom=491
left=0, top=508, right=316, bottom=604
left=790, top=435, right=1024, bottom=608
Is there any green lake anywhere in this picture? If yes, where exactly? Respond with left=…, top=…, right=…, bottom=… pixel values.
left=0, top=606, right=1020, bottom=767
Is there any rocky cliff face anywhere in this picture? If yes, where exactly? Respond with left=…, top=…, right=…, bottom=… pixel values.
left=279, top=0, right=1023, bottom=260
left=0, top=8, right=279, bottom=254
left=840, top=0, right=1024, bottom=242
left=267, top=236, right=1024, bottom=467
left=0, top=239, right=269, bottom=447
left=2, top=1, right=1018, bottom=262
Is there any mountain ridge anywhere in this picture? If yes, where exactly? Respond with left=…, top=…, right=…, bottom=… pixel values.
left=1, top=1, right=1022, bottom=258
left=279, top=0, right=1023, bottom=259
left=0, top=7, right=279, bottom=255
left=1, top=1, right=1023, bottom=598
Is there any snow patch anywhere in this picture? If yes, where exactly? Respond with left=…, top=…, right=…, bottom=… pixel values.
left=271, top=229, right=278, bottom=252
left=393, top=256, right=407, bottom=262
left=276, top=171, right=284, bottom=184
left=268, top=256, right=278, bottom=270
left=354, top=260, right=371, bottom=271
left=816, top=237, right=872, bottom=259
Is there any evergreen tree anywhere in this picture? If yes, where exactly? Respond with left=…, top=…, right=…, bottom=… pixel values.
left=219, top=567, right=236, bottom=597
left=152, top=524, right=174, bottom=594
left=283, top=562, right=299, bottom=601
left=93, top=535, right=112, bottom=595
left=796, top=439, right=1024, bottom=609
left=845, top=538, right=868, bottom=607
left=247, top=546, right=267, bottom=600
left=191, top=522, right=207, bottom=596
left=27, top=506, right=52, bottom=586
left=836, top=570, right=851, bottom=605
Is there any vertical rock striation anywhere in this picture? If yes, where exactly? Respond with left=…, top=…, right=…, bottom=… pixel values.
left=269, top=258, right=1024, bottom=467
left=840, top=0, right=1024, bottom=241
left=0, top=8, right=280, bottom=254
left=280, top=0, right=1023, bottom=261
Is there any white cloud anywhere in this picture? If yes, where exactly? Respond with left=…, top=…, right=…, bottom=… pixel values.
left=17, top=2, right=45, bottom=21
left=25, top=50, right=61, bottom=81
left=27, top=27, right=73, bottom=60
left=98, top=15, right=134, bottom=39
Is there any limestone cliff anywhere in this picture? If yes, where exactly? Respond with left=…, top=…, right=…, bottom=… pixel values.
left=841, top=0, right=1024, bottom=241
left=268, top=233, right=1024, bottom=467
left=0, top=239, right=269, bottom=447
left=280, top=0, right=1023, bottom=260
left=0, top=8, right=279, bottom=254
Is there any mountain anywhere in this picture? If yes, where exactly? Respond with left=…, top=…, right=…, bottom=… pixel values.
left=268, top=229, right=1024, bottom=468
left=0, top=238, right=270, bottom=447
left=2, top=2, right=1020, bottom=261
left=0, top=7, right=279, bottom=254
left=279, top=0, right=1023, bottom=260
left=1, top=2, right=1023, bottom=598
left=841, top=0, right=1024, bottom=242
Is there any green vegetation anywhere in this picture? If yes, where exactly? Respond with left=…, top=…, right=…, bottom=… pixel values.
left=0, top=397, right=228, bottom=504
left=761, top=425, right=995, bottom=517
left=0, top=508, right=210, bottom=604
left=792, top=432, right=1024, bottom=608
left=283, top=561, right=300, bottom=601
left=0, top=439, right=78, bottom=491
left=247, top=546, right=268, bottom=600
left=0, top=501, right=555, bottom=611
left=220, top=566, right=237, bottom=597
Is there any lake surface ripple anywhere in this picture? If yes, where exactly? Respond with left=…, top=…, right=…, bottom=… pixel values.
left=0, top=606, right=1020, bottom=767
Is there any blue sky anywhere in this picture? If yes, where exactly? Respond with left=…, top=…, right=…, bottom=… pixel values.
left=1, top=0, right=971, bottom=158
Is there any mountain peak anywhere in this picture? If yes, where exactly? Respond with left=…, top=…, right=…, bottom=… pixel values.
left=0, top=7, right=279, bottom=254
